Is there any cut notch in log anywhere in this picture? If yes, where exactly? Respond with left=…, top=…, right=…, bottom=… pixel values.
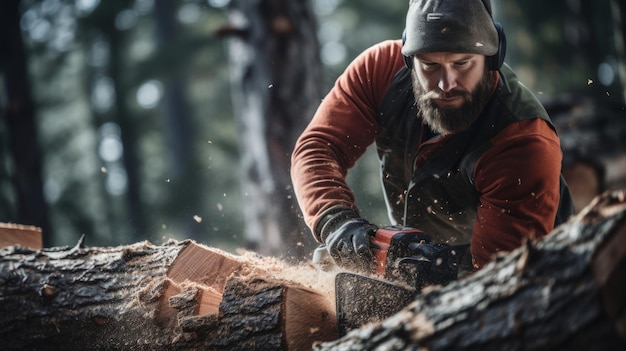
left=167, top=243, right=250, bottom=289
left=156, top=278, right=223, bottom=325
left=156, top=241, right=338, bottom=349
left=156, top=242, right=250, bottom=323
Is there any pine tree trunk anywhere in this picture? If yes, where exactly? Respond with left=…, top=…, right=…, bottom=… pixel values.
left=0, top=0, right=51, bottom=244
left=222, top=0, right=323, bottom=260
left=613, top=0, right=626, bottom=102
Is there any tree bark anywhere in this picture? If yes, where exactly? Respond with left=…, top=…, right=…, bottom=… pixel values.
left=221, top=0, right=323, bottom=260
left=0, top=238, right=182, bottom=350
left=315, top=190, right=626, bottom=351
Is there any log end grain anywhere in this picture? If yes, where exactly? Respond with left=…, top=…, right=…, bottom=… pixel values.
left=0, top=222, right=42, bottom=249
left=284, top=285, right=337, bottom=350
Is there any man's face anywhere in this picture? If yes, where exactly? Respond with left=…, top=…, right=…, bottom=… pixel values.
left=411, top=52, right=494, bottom=135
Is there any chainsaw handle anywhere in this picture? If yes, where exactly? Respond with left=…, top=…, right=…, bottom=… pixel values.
left=371, top=226, right=430, bottom=275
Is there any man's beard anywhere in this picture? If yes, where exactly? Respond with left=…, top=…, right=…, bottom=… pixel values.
left=412, top=69, right=494, bottom=135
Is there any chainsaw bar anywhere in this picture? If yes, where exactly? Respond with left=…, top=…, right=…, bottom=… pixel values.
left=335, top=272, right=416, bottom=336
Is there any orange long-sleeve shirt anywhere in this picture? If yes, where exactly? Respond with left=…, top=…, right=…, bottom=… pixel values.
left=291, top=40, right=571, bottom=269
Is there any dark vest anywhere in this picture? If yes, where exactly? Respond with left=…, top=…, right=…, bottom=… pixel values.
left=376, top=64, right=574, bottom=245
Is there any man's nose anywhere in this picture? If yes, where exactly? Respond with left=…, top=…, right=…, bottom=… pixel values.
left=438, top=69, right=458, bottom=92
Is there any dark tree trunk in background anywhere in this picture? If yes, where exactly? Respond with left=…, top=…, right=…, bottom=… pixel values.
left=0, top=0, right=51, bottom=245
left=223, top=0, right=323, bottom=260
left=613, top=0, right=626, bottom=101
left=154, top=0, right=193, bottom=176
left=105, top=18, right=147, bottom=240
left=153, top=0, right=199, bottom=240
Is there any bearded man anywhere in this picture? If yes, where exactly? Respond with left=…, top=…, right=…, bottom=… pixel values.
left=290, top=0, right=574, bottom=275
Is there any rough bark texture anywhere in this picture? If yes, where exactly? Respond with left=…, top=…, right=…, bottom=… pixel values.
left=316, top=190, right=626, bottom=351
left=0, top=238, right=185, bottom=350
left=177, top=277, right=336, bottom=350
left=0, top=238, right=337, bottom=350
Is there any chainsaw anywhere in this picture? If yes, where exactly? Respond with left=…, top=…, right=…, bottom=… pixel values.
left=313, top=225, right=468, bottom=336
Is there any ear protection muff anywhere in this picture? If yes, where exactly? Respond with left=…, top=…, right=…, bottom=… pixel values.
left=401, top=21, right=507, bottom=71
left=401, top=29, right=413, bottom=69
left=487, top=21, right=506, bottom=71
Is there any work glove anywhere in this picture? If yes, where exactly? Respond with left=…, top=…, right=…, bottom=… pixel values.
left=316, top=207, right=377, bottom=272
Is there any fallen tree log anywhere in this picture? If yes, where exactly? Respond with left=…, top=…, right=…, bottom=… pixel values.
left=1, top=190, right=625, bottom=350
left=0, top=237, right=337, bottom=350
left=316, top=190, right=626, bottom=351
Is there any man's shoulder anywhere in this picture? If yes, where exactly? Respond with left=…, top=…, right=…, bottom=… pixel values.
left=355, top=40, right=405, bottom=69
left=495, top=64, right=550, bottom=122
left=371, top=39, right=403, bottom=52
left=338, top=39, right=407, bottom=107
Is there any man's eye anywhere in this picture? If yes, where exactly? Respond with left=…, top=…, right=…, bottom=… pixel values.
left=455, top=61, right=469, bottom=67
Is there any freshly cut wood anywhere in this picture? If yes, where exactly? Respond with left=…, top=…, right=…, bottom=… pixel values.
left=167, top=243, right=249, bottom=288
left=315, top=190, right=626, bottom=351
left=155, top=278, right=223, bottom=324
left=285, top=282, right=337, bottom=350
left=155, top=243, right=251, bottom=324
left=0, top=238, right=338, bottom=350
left=0, top=222, right=42, bottom=249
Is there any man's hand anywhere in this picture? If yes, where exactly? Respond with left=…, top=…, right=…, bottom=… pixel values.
left=324, top=219, right=377, bottom=272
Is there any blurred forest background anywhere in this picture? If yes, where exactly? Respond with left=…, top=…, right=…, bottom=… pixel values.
left=1, top=0, right=625, bottom=261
